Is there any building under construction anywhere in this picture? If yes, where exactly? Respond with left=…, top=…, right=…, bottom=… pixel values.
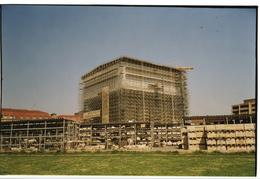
left=79, top=56, right=190, bottom=124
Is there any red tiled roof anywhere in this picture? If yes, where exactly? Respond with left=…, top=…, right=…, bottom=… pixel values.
left=1, top=108, right=51, bottom=120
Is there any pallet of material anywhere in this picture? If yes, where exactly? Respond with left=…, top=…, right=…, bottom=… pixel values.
left=244, top=123, right=255, bottom=130
left=215, top=125, right=226, bottom=131
left=245, top=131, right=255, bottom=137
left=188, top=139, right=197, bottom=145
left=236, top=145, right=247, bottom=151
left=216, top=139, right=226, bottom=145
left=196, top=131, right=207, bottom=138
left=235, top=131, right=245, bottom=137
left=216, top=145, right=226, bottom=151
left=207, top=145, right=217, bottom=151
left=236, top=139, right=246, bottom=145
left=181, top=128, right=187, bottom=133
left=189, top=144, right=199, bottom=150
left=194, top=126, right=205, bottom=132
left=227, top=124, right=244, bottom=131
left=146, top=137, right=152, bottom=141
left=226, top=132, right=236, bottom=138
left=206, top=139, right=216, bottom=145
left=245, top=138, right=255, bottom=145
left=188, top=132, right=196, bottom=138
left=227, top=146, right=236, bottom=151
left=246, top=145, right=255, bottom=151
left=226, top=138, right=236, bottom=145
left=207, top=131, right=217, bottom=138
left=187, top=126, right=196, bottom=132
left=205, top=125, right=216, bottom=131
left=216, top=132, right=226, bottom=138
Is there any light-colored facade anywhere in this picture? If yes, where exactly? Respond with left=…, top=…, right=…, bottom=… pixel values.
left=79, top=56, right=189, bottom=124
left=232, top=99, right=256, bottom=115
left=55, top=115, right=82, bottom=123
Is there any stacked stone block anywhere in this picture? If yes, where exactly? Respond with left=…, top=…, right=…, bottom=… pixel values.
left=182, top=123, right=255, bottom=151
left=182, top=126, right=207, bottom=150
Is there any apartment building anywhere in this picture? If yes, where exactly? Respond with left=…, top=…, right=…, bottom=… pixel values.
left=232, top=99, right=256, bottom=115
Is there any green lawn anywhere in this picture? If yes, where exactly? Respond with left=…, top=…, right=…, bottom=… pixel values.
left=0, top=151, right=256, bottom=176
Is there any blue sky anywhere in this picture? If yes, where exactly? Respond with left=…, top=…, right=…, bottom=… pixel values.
left=2, top=5, right=256, bottom=115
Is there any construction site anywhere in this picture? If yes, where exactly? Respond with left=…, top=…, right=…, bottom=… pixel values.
left=0, top=56, right=256, bottom=152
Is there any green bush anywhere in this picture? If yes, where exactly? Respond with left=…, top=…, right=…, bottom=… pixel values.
left=20, top=150, right=26, bottom=154
left=110, top=150, right=120, bottom=154
left=54, top=150, right=66, bottom=155
left=210, top=150, right=222, bottom=155
left=169, top=151, right=179, bottom=155
left=94, top=150, right=101, bottom=154
left=249, top=150, right=255, bottom=154
left=154, top=150, right=163, bottom=154
left=192, top=150, right=208, bottom=155
left=233, top=151, right=250, bottom=155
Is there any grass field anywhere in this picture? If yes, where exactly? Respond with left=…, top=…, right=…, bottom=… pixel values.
left=0, top=151, right=256, bottom=176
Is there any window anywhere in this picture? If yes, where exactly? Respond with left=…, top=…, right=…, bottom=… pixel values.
left=240, top=104, right=248, bottom=108
left=232, top=106, right=239, bottom=110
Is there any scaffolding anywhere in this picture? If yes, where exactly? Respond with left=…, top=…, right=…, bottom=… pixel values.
left=79, top=122, right=182, bottom=150
left=0, top=119, right=79, bottom=152
left=80, top=56, right=189, bottom=124
left=0, top=119, right=182, bottom=151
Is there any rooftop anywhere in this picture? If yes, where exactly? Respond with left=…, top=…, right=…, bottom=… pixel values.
left=81, top=56, right=183, bottom=80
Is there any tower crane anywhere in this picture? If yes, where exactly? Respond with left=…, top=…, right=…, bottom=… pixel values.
left=172, top=62, right=194, bottom=71
left=178, top=67, right=194, bottom=71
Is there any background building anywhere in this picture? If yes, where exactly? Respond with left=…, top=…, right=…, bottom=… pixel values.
left=232, top=99, right=256, bottom=115
left=79, top=56, right=190, bottom=124
left=1, top=108, right=51, bottom=121
left=183, top=114, right=255, bottom=125
left=55, top=115, right=82, bottom=123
